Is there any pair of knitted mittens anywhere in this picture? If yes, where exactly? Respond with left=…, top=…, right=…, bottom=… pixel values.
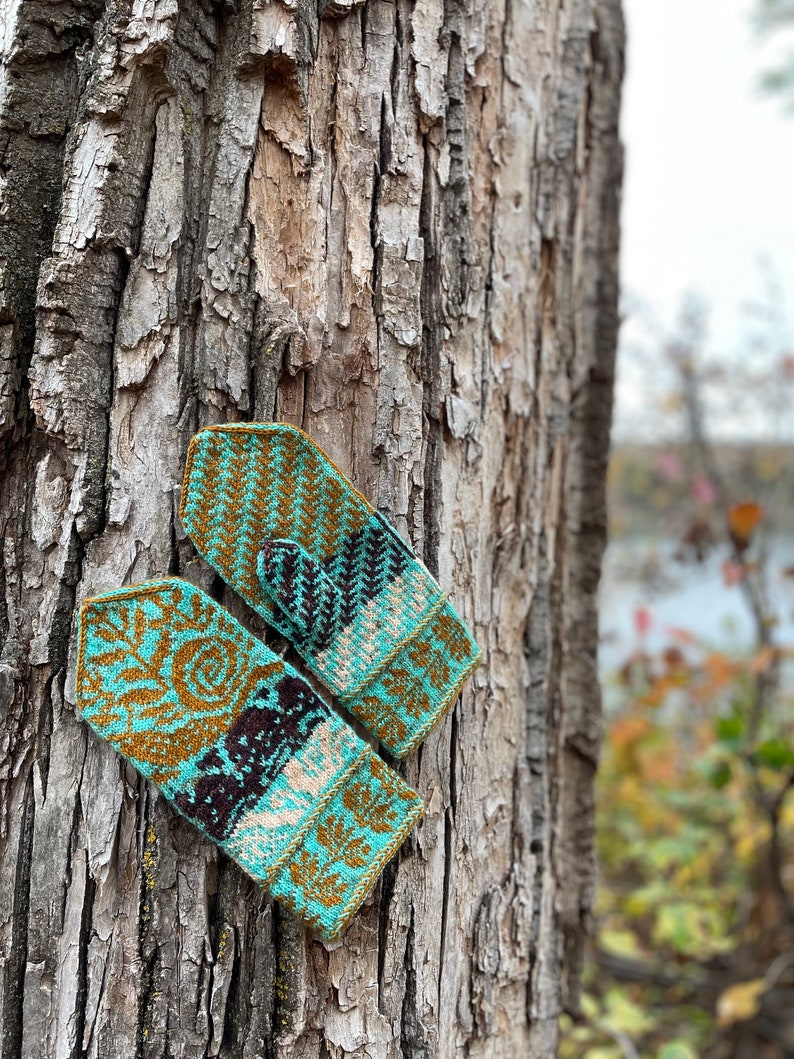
left=75, top=424, right=480, bottom=941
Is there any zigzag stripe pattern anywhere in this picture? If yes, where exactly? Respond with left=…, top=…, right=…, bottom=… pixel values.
left=180, top=423, right=482, bottom=758
left=330, top=518, right=411, bottom=613
left=75, top=578, right=424, bottom=940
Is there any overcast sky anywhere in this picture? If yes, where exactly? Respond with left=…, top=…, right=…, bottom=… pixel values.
left=615, top=0, right=794, bottom=439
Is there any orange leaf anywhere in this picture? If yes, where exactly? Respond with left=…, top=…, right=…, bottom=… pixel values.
left=636, top=740, right=676, bottom=782
left=750, top=646, right=777, bottom=676
left=665, top=626, right=699, bottom=645
left=639, top=675, right=674, bottom=707
left=610, top=716, right=652, bottom=749
left=728, top=502, right=764, bottom=549
left=702, top=652, right=739, bottom=688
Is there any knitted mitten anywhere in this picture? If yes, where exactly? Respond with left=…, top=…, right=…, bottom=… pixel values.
left=75, top=578, right=423, bottom=940
left=180, top=423, right=481, bottom=758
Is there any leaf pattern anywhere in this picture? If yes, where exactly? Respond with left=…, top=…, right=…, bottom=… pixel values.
left=77, top=582, right=283, bottom=784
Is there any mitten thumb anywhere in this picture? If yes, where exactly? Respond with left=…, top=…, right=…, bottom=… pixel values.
left=257, top=539, right=342, bottom=646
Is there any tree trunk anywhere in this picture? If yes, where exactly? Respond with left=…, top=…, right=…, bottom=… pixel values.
left=0, top=0, right=623, bottom=1056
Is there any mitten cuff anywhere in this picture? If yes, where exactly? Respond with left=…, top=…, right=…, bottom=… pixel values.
left=339, top=596, right=481, bottom=759
left=267, top=748, right=424, bottom=941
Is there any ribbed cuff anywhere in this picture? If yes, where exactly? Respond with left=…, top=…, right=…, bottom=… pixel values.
left=338, top=596, right=481, bottom=759
left=267, top=748, right=424, bottom=941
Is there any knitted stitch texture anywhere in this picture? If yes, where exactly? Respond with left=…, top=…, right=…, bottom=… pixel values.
left=180, top=423, right=481, bottom=758
left=75, top=578, right=424, bottom=940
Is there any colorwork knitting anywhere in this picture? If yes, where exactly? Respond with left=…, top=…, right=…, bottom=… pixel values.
left=180, top=423, right=481, bottom=757
left=75, top=578, right=424, bottom=940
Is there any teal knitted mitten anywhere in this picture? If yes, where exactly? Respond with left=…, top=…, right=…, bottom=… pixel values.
left=75, top=578, right=424, bottom=940
left=180, top=424, right=481, bottom=757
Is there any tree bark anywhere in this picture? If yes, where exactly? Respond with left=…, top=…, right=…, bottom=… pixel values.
left=0, top=0, right=623, bottom=1056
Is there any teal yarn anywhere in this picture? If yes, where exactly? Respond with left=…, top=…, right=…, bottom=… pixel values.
left=180, top=423, right=481, bottom=757
left=75, top=578, right=424, bottom=940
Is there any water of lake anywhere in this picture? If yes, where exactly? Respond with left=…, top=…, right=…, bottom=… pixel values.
left=598, top=535, right=794, bottom=677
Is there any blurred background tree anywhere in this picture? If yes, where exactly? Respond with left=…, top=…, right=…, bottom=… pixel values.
left=562, top=298, right=794, bottom=1058
left=560, top=0, right=794, bottom=1055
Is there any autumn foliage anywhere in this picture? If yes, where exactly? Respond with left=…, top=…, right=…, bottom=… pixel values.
left=562, top=439, right=794, bottom=1058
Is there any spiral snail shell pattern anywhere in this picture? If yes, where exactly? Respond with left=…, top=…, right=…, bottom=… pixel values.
left=172, top=634, right=255, bottom=714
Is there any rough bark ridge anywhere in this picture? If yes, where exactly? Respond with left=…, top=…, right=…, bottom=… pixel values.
left=0, top=0, right=623, bottom=1056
